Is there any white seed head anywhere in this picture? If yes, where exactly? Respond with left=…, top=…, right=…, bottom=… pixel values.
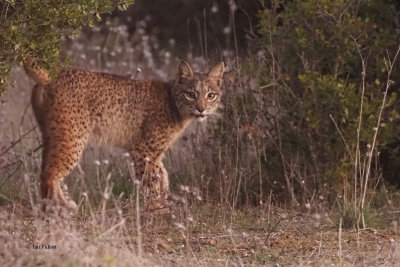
left=180, top=185, right=190, bottom=193
left=223, top=27, right=231, bottom=35
left=174, top=223, right=186, bottom=231
left=313, top=213, right=321, bottom=220
left=211, top=4, right=218, bottom=13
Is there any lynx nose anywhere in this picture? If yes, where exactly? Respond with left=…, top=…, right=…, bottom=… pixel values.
left=196, top=107, right=205, bottom=113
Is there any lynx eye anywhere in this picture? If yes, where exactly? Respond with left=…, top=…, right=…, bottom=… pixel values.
left=207, top=92, right=217, bottom=101
left=184, top=91, right=196, bottom=100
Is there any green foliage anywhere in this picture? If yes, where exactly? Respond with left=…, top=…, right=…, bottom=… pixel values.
left=0, top=0, right=134, bottom=94
left=338, top=205, right=383, bottom=229
left=257, top=0, right=400, bottom=197
left=111, top=177, right=133, bottom=198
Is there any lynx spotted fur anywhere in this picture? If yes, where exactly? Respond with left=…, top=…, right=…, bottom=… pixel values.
left=24, top=59, right=224, bottom=211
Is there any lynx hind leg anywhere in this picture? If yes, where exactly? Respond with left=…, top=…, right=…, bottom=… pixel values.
left=40, top=133, right=88, bottom=211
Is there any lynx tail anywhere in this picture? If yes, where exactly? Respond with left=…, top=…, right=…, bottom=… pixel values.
left=23, top=58, right=52, bottom=85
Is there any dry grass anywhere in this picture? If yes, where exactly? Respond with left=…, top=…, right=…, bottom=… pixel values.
left=0, top=196, right=399, bottom=266
left=0, top=205, right=153, bottom=266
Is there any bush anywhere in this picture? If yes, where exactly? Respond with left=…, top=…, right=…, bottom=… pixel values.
left=0, top=0, right=134, bottom=94
left=254, top=0, right=400, bottom=207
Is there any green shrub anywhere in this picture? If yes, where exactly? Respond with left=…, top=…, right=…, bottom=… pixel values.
left=0, top=0, right=134, bottom=94
left=256, top=0, right=400, bottom=202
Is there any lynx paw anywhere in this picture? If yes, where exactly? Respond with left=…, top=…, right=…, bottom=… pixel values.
left=65, top=199, right=78, bottom=211
left=41, top=198, right=77, bottom=214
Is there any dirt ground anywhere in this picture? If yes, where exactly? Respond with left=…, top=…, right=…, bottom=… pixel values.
left=0, top=200, right=399, bottom=266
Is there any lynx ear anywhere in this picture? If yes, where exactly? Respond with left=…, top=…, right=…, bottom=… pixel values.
left=177, top=60, right=194, bottom=82
left=208, top=62, right=225, bottom=87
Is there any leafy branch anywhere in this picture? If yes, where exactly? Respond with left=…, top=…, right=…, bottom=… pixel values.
left=0, top=0, right=134, bottom=94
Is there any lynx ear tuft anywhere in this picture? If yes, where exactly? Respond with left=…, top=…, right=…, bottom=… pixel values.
left=177, top=60, right=194, bottom=81
left=208, top=62, right=225, bottom=87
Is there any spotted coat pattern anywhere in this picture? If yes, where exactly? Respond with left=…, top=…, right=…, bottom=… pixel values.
left=25, top=60, right=225, bottom=211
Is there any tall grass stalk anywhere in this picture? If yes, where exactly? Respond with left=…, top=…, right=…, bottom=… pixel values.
left=359, top=46, right=400, bottom=227
left=352, top=45, right=400, bottom=229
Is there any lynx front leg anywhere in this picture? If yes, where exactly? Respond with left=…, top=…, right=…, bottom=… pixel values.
left=159, top=163, right=169, bottom=195
left=130, top=147, right=170, bottom=212
left=149, top=161, right=170, bottom=209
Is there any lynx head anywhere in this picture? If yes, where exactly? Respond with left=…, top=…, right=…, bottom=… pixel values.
left=173, top=60, right=225, bottom=120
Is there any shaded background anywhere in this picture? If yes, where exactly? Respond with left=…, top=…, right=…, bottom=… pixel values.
left=114, top=0, right=260, bottom=57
